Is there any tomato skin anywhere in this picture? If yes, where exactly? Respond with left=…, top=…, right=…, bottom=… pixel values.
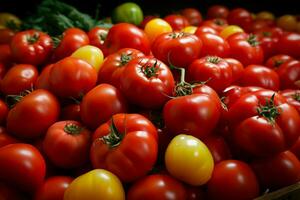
left=251, top=151, right=300, bottom=190
left=224, top=58, right=244, bottom=83
left=1, top=64, right=38, bottom=95
left=104, top=23, right=150, bottom=55
left=34, top=176, right=73, bottom=200
left=127, top=174, right=187, bottom=200
left=35, top=64, right=53, bottom=91
left=277, top=32, right=300, bottom=59
left=238, top=64, right=280, bottom=91
left=144, top=18, right=173, bottom=43
left=120, top=57, right=175, bottom=109
left=88, top=27, right=108, bottom=56
left=180, top=8, right=202, bottom=26
left=6, top=89, right=60, bottom=139
left=164, top=14, right=190, bottom=31
left=207, top=160, right=259, bottom=200
left=265, top=54, right=294, bottom=69
left=276, top=60, right=300, bottom=90
left=195, top=25, right=218, bottom=35
left=112, top=2, right=143, bottom=26
left=227, top=32, right=264, bottom=66
left=53, top=28, right=89, bottom=61
left=203, top=135, right=231, bottom=164
left=0, top=144, right=46, bottom=194
left=280, top=89, right=300, bottom=114
left=49, top=57, right=97, bottom=99
left=0, top=127, right=19, bottom=148
left=201, top=18, right=228, bottom=33
left=80, top=84, right=128, bottom=129
left=60, top=104, right=81, bottom=121
left=207, top=5, right=229, bottom=19
left=0, top=100, right=8, bottom=125
left=0, top=63, right=6, bottom=79
left=0, top=44, right=13, bottom=67
left=0, top=28, right=15, bottom=44
left=98, top=48, right=145, bottom=88
left=227, top=8, right=253, bottom=32
left=0, top=182, right=25, bottom=200
left=186, top=186, right=206, bottom=200
left=152, top=32, right=202, bottom=68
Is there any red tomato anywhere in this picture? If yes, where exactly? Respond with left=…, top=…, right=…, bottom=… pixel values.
left=127, top=174, right=186, bottom=200
left=140, top=15, right=157, bottom=29
left=0, top=63, right=6, bottom=79
left=207, top=5, right=229, bottom=19
left=0, top=100, right=8, bottom=125
left=291, top=137, right=300, bottom=161
left=186, top=186, right=206, bottom=200
left=90, top=113, right=158, bottom=182
left=0, top=144, right=46, bottom=193
left=201, top=18, right=228, bottom=33
left=0, top=28, right=15, bottom=44
left=60, top=104, right=81, bottom=121
left=227, top=8, right=253, bottom=32
left=34, top=176, right=73, bottom=200
left=152, top=32, right=202, bottom=68
left=0, top=44, right=13, bottom=67
left=98, top=48, right=145, bottom=88
left=104, top=23, right=150, bottom=55
left=276, top=60, right=300, bottom=90
left=164, top=14, right=190, bottom=30
left=250, top=19, right=275, bottom=32
left=238, top=64, right=280, bottom=91
left=203, top=135, right=231, bottom=164
left=43, top=120, right=91, bottom=168
left=254, top=32, right=278, bottom=60
left=280, top=89, right=300, bottom=114
left=6, top=89, right=60, bottom=139
left=80, top=84, right=128, bottom=129
left=227, top=32, right=264, bottom=66
left=0, top=182, right=25, bottom=200
left=207, top=160, right=259, bottom=200
left=224, top=58, right=244, bottom=83
left=88, top=27, right=108, bottom=56
left=49, top=57, right=97, bottom=99
left=0, top=64, right=38, bottom=95
left=251, top=151, right=300, bottom=190
left=265, top=54, right=294, bottom=69
left=277, top=32, right=300, bottom=59
left=53, top=28, right=89, bottom=61
left=35, top=64, right=54, bottom=91
left=180, top=8, right=202, bottom=26
left=187, top=56, right=233, bottom=94
left=120, top=57, right=175, bottom=109
left=195, top=25, right=218, bottom=35
left=0, top=127, right=19, bottom=148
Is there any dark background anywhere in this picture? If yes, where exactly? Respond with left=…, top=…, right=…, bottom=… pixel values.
left=1, top=0, right=299, bottom=19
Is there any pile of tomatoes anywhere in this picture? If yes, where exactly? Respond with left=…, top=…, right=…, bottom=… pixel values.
left=1, top=2, right=300, bottom=200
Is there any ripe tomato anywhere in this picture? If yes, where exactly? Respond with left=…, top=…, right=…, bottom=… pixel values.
left=203, top=135, right=231, bottom=164
left=0, top=144, right=46, bottom=193
left=265, top=54, right=294, bottom=69
left=254, top=30, right=279, bottom=60
left=64, top=169, right=125, bottom=200
left=43, top=121, right=91, bottom=168
left=195, top=25, right=218, bottom=35
left=98, top=48, right=144, bottom=88
left=224, top=58, right=244, bottom=83
left=0, top=182, right=25, bottom=200
left=220, top=25, right=244, bottom=39
left=140, top=15, right=157, bottom=29
left=10, top=30, right=53, bottom=66
left=34, top=176, right=73, bottom=200
left=181, top=26, right=197, bottom=34
left=164, top=14, right=190, bottom=31
left=277, top=15, right=297, bottom=32
left=180, top=8, right=202, bottom=26
left=152, top=32, right=202, bottom=68
left=0, top=127, right=19, bottom=148
left=112, top=2, right=143, bottom=26
left=60, top=104, right=81, bottom=121
left=201, top=18, right=228, bottom=33
left=6, top=89, right=60, bottom=139
left=0, top=28, right=15, bottom=44
left=276, top=59, right=300, bottom=90
left=104, top=23, right=150, bottom=55
left=207, top=160, right=259, bottom=200
left=120, top=57, right=175, bottom=109
left=0, top=44, right=13, bottom=67
left=227, top=8, right=253, bottom=32
left=165, top=134, right=214, bottom=186
left=0, top=64, right=38, bottom=95
left=291, top=137, right=300, bottom=160
left=0, top=63, right=6, bottom=79
left=87, top=27, right=108, bottom=56
left=0, top=100, right=8, bottom=125
left=277, top=32, right=300, bottom=59
left=280, top=89, right=300, bottom=114
left=127, top=174, right=187, bottom=200
left=35, top=64, right=53, bottom=91
left=144, top=18, right=172, bottom=43
left=90, top=113, right=158, bottom=182
left=207, top=5, right=229, bottom=19
left=49, top=57, right=97, bottom=99
left=80, top=84, right=128, bottom=129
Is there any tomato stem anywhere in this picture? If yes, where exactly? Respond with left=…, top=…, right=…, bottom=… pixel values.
left=247, top=34, right=260, bottom=47
left=292, top=92, right=300, bottom=102
left=256, top=94, right=281, bottom=124
left=27, top=33, right=40, bottom=44
left=274, top=60, right=284, bottom=67
left=102, top=117, right=124, bottom=148
left=141, top=59, right=159, bottom=78
left=120, top=53, right=132, bottom=66
left=5, top=89, right=32, bottom=109
left=64, top=123, right=83, bottom=135
left=206, top=56, right=221, bottom=64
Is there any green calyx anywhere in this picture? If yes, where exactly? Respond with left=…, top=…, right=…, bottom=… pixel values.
left=101, top=118, right=124, bottom=148
left=257, top=94, right=281, bottom=124
left=64, top=123, right=83, bottom=135
left=120, top=53, right=132, bottom=66
left=142, top=59, right=159, bottom=78
left=247, top=34, right=260, bottom=47
left=27, top=33, right=40, bottom=44
left=206, top=56, right=221, bottom=64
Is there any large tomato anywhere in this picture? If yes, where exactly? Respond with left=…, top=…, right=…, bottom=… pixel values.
left=207, top=5, right=229, bottom=19
left=35, top=64, right=53, bottom=91
left=265, top=54, right=294, bottom=69
left=80, top=84, right=128, bottom=129
left=280, top=89, right=300, bottom=114
left=0, top=127, right=19, bottom=148
left=207, top=160, right=259, bottom=200
left=201, top=18, right=228, bottom=33
left=6, top=89, right=60, bottom=139
left=0, top=28, right=15, bottom=44
left=43, top=121, right=91, bottom=168
left=0, top=44, right=13, bottom=67
left=277, top=32, right=300, bottom=59
left=224, top=58, right=244, bottom=83
left=127, top=174, right=187, bottom=200
left=0, top=182, right=25, bottom=200
left=0, top=100, right=8, bottom=125
left=90, top=113, right=158, bottom=182
left=180, top=8, right=202, bottom=26
left=151, top=31, right=202, bottom=68
left=227, top=8, right=253, bottom=32
left=0, top=144, right=46, bottom=193
left=87, top=27, right=108, bottom=56
left=163, top=14, right=190, bottom=30
left=276, top=59, right=300, bottom=90
left=10, top=30, right=53, bottom=65
left=120, top=57, right=175, bottom=109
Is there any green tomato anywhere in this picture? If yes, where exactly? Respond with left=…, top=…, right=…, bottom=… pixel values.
left=112, top=2, right=143, bottom=26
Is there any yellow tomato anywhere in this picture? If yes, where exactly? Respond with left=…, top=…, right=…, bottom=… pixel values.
left=256, top=11, right=275, bottom=21
left=0, top=13, right=21, bottom=28
left=220, top=25, right=244, bottom=39
left=64, top=169, right=125, bottom=200
left=144, top=18, right=172, bottom=42
left=165, top=134, right=214, bottom=186
left=277, top=15, right=297, bottom=32
left=181, top=26, right=197, bottom=34
left=71, top=45, right=104, bottom=72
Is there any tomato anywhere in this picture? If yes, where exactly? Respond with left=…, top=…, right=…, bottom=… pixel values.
left=187, top=56, right=233, bottom=94
left=34, top=176, right=73, bottom=200
left=164, top=14, right=190, bottom=31
left=43, top=121, right=91, bottom=168
left=6, top=89, right=60, bottom=139
left=256, top=11, right=275, bottom=21
left=0, top=13, right=21, bottom=28
left=195, top=32, right=230, bottom=58
left=265, top=54, right=294, bottom=69
left=0, top=144, right=46, bottom=193
left=88, top=27, right=108, bottom=56
left=98, top=48, right=144, bottom=88
left=227, top=8, right=253, bottom=32
left=104, top=23, right=150, bottom=55
left=201, top=18, right=228, bottom=33
left=60, top=104, right=81, bottom=121
left=277, top=15, right=297, bottom=32
left=152, top=32, right=202, bottom=68
left=64, top=169, right=125, bottom=200
left=291, top=137, right=300, bottom=160
left=0, top=100, right=8, bottom=125
left=181, top=26, right=197, bottom=34
left=0, top=64, right=38, bottom=95
left=127, top=174, right=187, bottom=200
left=276, top=59, right=300, bottom=89
left=120, top=57, right=175, bottom=109
left=140, top=15, right=157, bottom=29
left=0, top=63, right=6, bottom=79
left=207, top=5, right=229, bottom=19
left=0, top=182, right=25, bottom=200
left=227, top=32, right=264, bottom=66
left=144, top=18, right=172, bottom=42
left=224, top=58, right=244, bottom=83
left=180, top=8, right=202, bottom=26
left=90, top=113, right=158, bottom=182
left=280, top=89, right=300, bottom=114
left=53, top=28, right=89, bottom=61
left=203, top=135, right=231, bottom=164
left=227, top=90, right=300, bottom=157
left=220, top=25, right=244, bottom=39
left=0, top=127, right=19, bottom=148
left=35, top=64, right=54, bottom=91
left=112, top=2, right=143, bottom=26
left=186, top=186, right=206, bottom=200
left=207, top=160, right=259, bottom=200
left=71, top=45, right=104, bottom=72
left=0, top=44, right=13, bottom=67
left=165, top=134, right=214, bottom=186
left=277, top=32, right=300, bottom=59
left=49, top=57, right=97, bottom=99
left=195, top=25, right=218, bottom=35
left=252, top=151, right=300, bottom=190
left=238, top=64, right=280, bottom=91
left=0, top=28, right=15, bottom=44
left=80, top=84, right=128, bottom=129
left=254, top=31, right=279, bottom=60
